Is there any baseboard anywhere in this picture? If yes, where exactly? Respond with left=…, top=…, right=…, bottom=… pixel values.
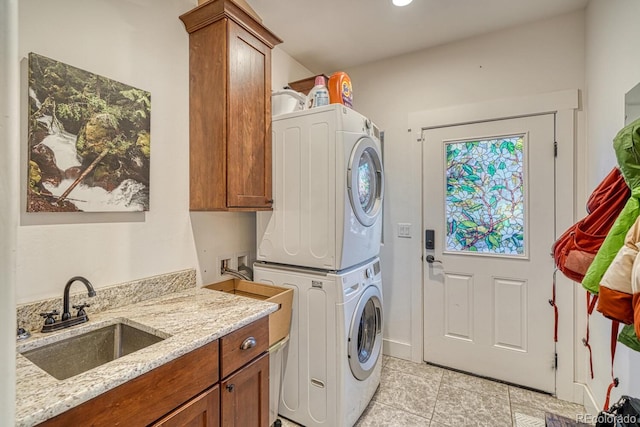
left=578, top=382, right=599, bottom=416
left=382, top=338, right=414, bottom=361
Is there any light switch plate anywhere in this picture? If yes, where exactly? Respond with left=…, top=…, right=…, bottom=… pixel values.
left=397, top=223, right=412, bottom=238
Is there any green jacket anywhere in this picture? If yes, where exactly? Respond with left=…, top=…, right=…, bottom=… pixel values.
left=582, top=117, right=640, bottom=293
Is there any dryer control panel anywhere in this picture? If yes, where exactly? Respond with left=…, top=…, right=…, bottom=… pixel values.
left=364, top=118, right=380, bottom=139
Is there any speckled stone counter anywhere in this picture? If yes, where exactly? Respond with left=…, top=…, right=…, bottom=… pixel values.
left=15, top=286, right=278, bottom=426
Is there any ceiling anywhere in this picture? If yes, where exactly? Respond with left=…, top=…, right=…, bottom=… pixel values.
left=246, top=0, right=589, bottom=74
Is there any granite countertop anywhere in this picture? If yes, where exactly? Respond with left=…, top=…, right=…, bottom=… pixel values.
left=15, top=287, right=278, bottom=427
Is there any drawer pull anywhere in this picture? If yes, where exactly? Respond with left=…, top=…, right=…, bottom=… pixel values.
left=240, top=337, right=257, bottom=350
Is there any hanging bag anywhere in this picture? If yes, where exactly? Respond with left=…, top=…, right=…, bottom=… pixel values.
left=553, top=167, right=630, bottom=282
left=595, top=395, right=640, bottom=427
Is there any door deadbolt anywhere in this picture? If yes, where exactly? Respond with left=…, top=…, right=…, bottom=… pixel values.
left=425, top=229, right=435, bottom=250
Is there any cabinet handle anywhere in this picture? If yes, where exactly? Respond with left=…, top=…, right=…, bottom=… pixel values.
left=240, top=337, right=256, bottom=350
left=226, top=384, right=235, bottom=392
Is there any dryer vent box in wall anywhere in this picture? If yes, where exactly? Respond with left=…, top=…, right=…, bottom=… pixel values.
left=205, top=279, right=293, bottom=346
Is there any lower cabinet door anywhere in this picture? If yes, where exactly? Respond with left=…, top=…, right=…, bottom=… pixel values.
left=221, top=353, right=269, bottom=427
left=152, top=385, right=220, bottom=427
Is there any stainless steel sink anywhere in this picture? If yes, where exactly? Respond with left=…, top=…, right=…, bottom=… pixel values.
left=21, top=322, right=167, bottom=380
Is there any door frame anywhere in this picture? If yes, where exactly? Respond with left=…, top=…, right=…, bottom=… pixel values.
left=408, top=89, right=582, bottom=403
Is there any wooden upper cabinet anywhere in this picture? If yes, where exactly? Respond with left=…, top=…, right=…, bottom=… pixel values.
left=180, top=0, right=282, bottom=211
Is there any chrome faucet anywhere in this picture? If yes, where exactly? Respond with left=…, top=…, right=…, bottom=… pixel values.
left=40, top=276, right=97, bottom=333
left=62, top=276, right=97, bottom=321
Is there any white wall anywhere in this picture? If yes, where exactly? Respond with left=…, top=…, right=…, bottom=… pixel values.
left=584, top=0, right=640, bottom=410
left=17, top=0, right=198, bottom=303
left=345, top=11, right=586, bottom=361
left=8, top=0, right=309, bottom=418
left=1, top=0, right=19, bottom=422
left=15, top=0, right=311, bottom=304
left=272, top=46, right=312, bottom=92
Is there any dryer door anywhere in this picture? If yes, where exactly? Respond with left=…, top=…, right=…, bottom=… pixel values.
left=348, top=284, right=383, bottom=380
left=347, top=137, right=384, bottom=227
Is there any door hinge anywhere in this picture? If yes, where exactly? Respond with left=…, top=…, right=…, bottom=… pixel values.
left=554, top=141, right=558, bottom=157
left=554, top=352, right=558, bottom=370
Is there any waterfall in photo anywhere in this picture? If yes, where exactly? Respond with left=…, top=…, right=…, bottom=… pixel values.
left=43, top=178, right=147, bottom=212
left=29, top=90, right=147, bottom=212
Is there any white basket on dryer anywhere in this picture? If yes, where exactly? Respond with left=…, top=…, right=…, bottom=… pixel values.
left=272, top=89, right=306, bottom=116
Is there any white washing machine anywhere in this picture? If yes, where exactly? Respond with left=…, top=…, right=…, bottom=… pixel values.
left=257, top=104, right=384, bottom=271
left=254, top=258, right=383, bottom=427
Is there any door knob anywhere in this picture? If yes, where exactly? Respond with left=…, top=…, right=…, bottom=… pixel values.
left=426, top=255, right=442, bottom=264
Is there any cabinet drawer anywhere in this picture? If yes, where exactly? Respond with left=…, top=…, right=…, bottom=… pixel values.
left=220, top=316, right=268, bottom=378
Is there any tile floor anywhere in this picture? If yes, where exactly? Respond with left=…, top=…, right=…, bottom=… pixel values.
left=278, top=355, right=591, bottom=427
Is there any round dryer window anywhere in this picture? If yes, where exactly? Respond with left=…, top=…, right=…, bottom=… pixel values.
left=348, top=137, right=384, bottom=227
left=348, top=285, right=383, bottom=381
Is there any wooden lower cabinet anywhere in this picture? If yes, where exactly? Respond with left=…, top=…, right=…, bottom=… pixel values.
left=221, top=353, right=269, bottom=427
left=37, top=317, right=269, bottom=426
left=152, top=386, right=220, bottom=427
left=39, top=341, right=219, bottom=427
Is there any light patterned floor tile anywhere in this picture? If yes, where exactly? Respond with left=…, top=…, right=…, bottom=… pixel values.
left=441, top=369, right=509, bottom=398
left=509, top=386, right=588, bottom=420
left=431, top=383, right=511, bottom=427
left=382, top=355, right=390, bottom=368
left=374, top=365, right=440, bottom=417
left=276, top=355, right=593, bottom=427
left=355, top=400, right=430, bottom=427
left=384, top=357, right=445, bottom=382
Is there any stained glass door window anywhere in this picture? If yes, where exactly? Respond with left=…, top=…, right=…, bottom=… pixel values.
left=444, top=135, right=526, bottom=256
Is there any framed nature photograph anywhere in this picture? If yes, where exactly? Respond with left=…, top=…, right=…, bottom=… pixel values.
left=27, top=52, right=151, bottom=212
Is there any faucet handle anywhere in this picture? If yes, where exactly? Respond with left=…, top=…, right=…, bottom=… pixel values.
left=72, top=303, right=90, bottom=317
left=39, top=310, right=59, bottom=325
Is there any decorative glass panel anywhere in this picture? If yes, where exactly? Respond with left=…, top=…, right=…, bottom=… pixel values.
left=445, top=135, right=525, bottom=255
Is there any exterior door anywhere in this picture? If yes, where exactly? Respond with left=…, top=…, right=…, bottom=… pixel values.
left=422, top=114, right=556, bottom=393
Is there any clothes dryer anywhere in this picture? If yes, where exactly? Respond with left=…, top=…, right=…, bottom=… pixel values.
left=257, top=104, right=384, bottom=271
left=254, top=258, right=383, bottom=427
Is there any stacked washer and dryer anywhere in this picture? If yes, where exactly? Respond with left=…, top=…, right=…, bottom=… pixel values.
left=254, top=104, right=385, bottom=427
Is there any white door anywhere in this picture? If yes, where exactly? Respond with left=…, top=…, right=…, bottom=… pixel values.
left=422, top=114, right=556, bottom=393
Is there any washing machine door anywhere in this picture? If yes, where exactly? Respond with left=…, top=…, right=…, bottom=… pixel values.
left=347, top=137, right=384, bottom=227
left=348, top=284, right=383, bottom=380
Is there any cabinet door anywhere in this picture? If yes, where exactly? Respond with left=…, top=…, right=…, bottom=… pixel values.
left=227, top=21, right=273, bottom=209
left=152, top=385, right=220, bottom=427
left=221, top=353, right=269, bottom=427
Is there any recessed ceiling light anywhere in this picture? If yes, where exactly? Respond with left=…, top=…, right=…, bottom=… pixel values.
left=392, top=0, right=413, bottom=6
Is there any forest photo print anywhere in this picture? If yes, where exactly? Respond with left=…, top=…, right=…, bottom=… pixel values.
left=27, top=53, right=151, bottom=212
